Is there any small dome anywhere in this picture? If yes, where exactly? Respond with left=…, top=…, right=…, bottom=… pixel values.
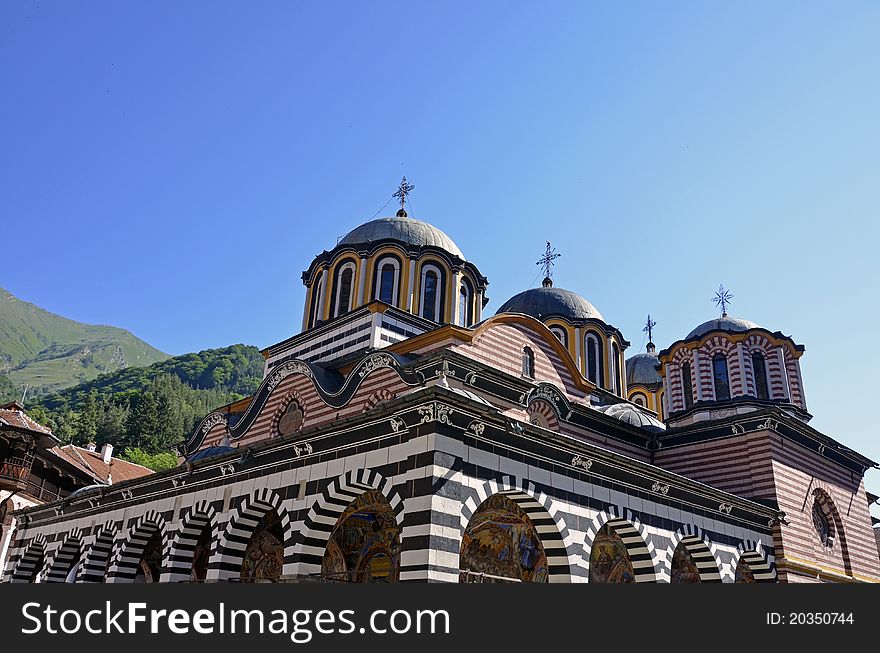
left=686, top=316, right=761, bottom=340
left=185, top=445, right=236, bottom=464
left=339, top=216, right=464, bottom=259
left=599, top=403, right=665, bottom=432
left=626, top=352, right=661, bottom=386
left=496, top=286, right=604, bottom=322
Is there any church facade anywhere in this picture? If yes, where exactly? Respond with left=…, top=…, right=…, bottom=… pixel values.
left=4, top=186, right=879, bottom=584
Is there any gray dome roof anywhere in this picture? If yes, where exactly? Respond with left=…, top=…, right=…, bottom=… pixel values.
left=599, top=403, right=665, bottom=432
left=186, top=445, right=236, bottom=463
left=626, top=352, right=661, bottom=386
left=686, top=316, right=761, bottom=340
left=496, top=286, right=605, bottom=322
left=339, top=216, right=464, bottom=259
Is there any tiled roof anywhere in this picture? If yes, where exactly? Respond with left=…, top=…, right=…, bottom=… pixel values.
left=52, top=445, right=153, bottom=484
left=0, top=401, right=53, bottom=434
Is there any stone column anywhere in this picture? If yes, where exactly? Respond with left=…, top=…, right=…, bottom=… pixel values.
left=692, top=349, right=703, bottom=401
left=356, top=256, right=368, bottom=305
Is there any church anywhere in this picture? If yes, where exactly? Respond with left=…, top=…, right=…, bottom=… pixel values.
left=4, top=179, right=879, bottom=584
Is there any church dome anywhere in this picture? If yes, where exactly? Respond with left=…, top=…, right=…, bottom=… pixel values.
left=686, top=316, right=761, bottom=340
left=339, top=215, right=464, bottom=259
left=626, top=351, right=661, bottom=386
left=599, top=403, right=665, bottom=432
left=496, top=285, right=605, bottom=322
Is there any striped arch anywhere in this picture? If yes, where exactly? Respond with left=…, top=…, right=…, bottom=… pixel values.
left=662, top=524, right=722, bottom=583
left=207, top=487, right=293, bottom=581
left=106, top=510, right=168, bottom=583
left=730, top=539, right=776, bottom=582
left=44, top=528, right=84, bottom=583
left=270, top=389, right=307, bottom=437
left=527, top=399, right=560, bottom=431
left=584, top=505, right=659, bottom=583
left=362, top=388, right=395, bottom=412
left=10, top=534, right=48, bottom=583
left=162, top=501, right=220, bottom=582
left=460, top=475, right=578, bottom=583
left=78, top=520, right=118, bottom=583
left=812, top=487, right=852, bottom=576
left=291, top=468, right=405, bottom=578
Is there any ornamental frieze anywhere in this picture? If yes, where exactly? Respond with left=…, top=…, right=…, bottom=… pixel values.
left=358, top=353, right=397, bottom=378
left=417, top=402, right=454, bottom=425
left=266, top=360, right=313, bottom=390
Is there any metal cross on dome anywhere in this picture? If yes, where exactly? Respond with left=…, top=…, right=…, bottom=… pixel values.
left=393, top=176, right=415, bottom=212
left=536, top=241, right=561, bottom=280
left=713, top=284, right=734, bottom=317
left=643, top=314, right=656, bottom=343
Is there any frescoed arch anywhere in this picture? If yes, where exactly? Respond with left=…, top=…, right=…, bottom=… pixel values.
left=106, top=511, right=167, bottom=583
left=78, top=520, right=118, bottom=583
left=730, top=539, right=776, bottom=583
left=662, top=524, right=722, bottom=583
left=583, top=506, right=659, bottom=583
left=460, top=476, right=578, bottom=583
left=291, top=469, right=405, bottom=578
left=162, top=501, right=219, bottom=582
left=44, top=528, right=84, bottom=583
left=10, top=533, right=47, bottom=583
left=207, top=487, right=293, bottom=582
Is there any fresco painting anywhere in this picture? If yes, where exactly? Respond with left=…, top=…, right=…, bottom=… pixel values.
left=589, top=525, right=635, bottom=583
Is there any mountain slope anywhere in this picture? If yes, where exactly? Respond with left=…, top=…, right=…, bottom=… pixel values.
left=0, top=287, right=169, bottom=394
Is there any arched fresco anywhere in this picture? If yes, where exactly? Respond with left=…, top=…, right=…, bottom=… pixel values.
left=133, top=531, right=163, bottom=583
left=191, top=525, right=211, bottom=582
left=321, top=489, right=401, bottom=583
left=734, top=557, right=756, bottom=583
left=459, top=494, right=548, bottom=583
left=240, top=510, right=285, bottom=582
left=669, top=542, right=702, bottom=583
left=589, top=525, right=635, bottom=583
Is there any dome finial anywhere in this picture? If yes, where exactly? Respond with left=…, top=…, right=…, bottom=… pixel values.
left=713, top=284, right=734, bottom=317
left=643, top=313, right=657, bottom=353
left=393, top=176, right=415, bottom=218
left=536, top=241, right=561, bottom=286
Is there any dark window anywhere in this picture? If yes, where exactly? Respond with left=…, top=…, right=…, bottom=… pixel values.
left=309, top=276, right=324, bottom=327
left=335, top=267, right=354, bottom=317
left=752, top=352, right=769, bottom=400
left=458, top=283, right=471, bottom=326
left=681, top=362, right=694, bottom=409
left=379, top=264, right=395, bottom=304
left=713, top=353, right=730, bottom=400
left=586, top=334, right=603, bottom=386
left=423, top=271, right=438, bottom=321
left=522, top=346, right=535, bottom=378
left=612, top=342, right=622, bottom=395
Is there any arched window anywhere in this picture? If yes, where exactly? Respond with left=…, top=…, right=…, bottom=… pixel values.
left=332, top=261, right=356, bottom=318
left=631, top=393, right=647, bottom=408
left=585, top=333, right=603, bottom=386
left=612, top=342, right=622, bottom=395
left=374, top=256, right=401, bottom=306
left=681, top=362, right=694, bottom=409
left=458, top=280, right=472, bottom=326
left=420, top=264, right=443, bottom=322
left=549, top=326, right=567, bottom=347
left=712, top=353, right=730, bottom=400
left=309, top=274, right=325, bottom=328
left=752, top=352, right=769, bottom=400
left=522, top=346, right=535, bottom=378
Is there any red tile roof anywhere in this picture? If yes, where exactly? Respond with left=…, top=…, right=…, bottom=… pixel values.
left=0, top=401, right=52, bottom=435
left=52, top=445, right=154, bottom=484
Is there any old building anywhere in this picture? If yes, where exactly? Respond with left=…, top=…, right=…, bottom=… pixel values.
left=3, top=183, right=878, bottom=584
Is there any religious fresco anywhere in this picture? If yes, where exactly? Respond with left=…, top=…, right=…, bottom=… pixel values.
left=589, top=525, right=635, bottom=583
left=459, top=494, right=548, bottom=583
left=734, top=557, right=756, bottom=583
left=321, top=489, right=401, bottom=583
left=240, top=511, right=284, bottom=582
left=134, top=531, right=163, bottom=583
left=190, top=525, right=211, bottom=582
left=669, top=543, right=702, bottom=583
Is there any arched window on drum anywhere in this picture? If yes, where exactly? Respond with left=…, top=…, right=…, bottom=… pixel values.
left=419, top=264, right=444, bottom=322
left=332, top=261, right=357, bottom=318
left=458, top=279, right=473, bottom=326
left=712, top=352, right=731, bottom=400
left=585, top=332, right=604, bottom=387
left=374, top=256, right=400, bottom=306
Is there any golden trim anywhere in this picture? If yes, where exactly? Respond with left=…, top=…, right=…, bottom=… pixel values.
left=779, top=554, right=880, bottom=583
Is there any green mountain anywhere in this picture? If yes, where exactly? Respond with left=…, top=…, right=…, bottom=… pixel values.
left=0, top=287, right=169, bottom=396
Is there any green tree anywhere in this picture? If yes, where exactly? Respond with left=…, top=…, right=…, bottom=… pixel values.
left=120, top=447, right=178, bottom=472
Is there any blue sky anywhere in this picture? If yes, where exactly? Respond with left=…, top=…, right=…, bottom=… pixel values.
left=2, top=2, right=879, bottom=505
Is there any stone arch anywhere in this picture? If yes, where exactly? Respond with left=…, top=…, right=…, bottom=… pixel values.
left=811, top=487, right=852, bottom=576
left=460, top=476, right=577, bottom=582
left=730, top=539, right=776, bottom=582
left=362, top=388, right=396, bottom=412
left=45, top=528, right=84, bottom=583
left=78, top=520, right=118, bottom=583
left=527, top=398, right=559, bottom=431
left=107, top=510, right=168, bottom=583
left=271, top=389, right=307, bottom=438
left=290, top=469, right=404, bottom=578
left=10, top=533, right=47, bottom=583
left=584, top=506, right=659, bottom=582
left=163, top=501, right=219, bottom=582
left=663, top=524, right=722, bottom=583
left=207, top=487, right=293, bottom=581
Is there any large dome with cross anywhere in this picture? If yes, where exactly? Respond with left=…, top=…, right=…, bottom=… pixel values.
left=338, top=215, right=465, bottom=260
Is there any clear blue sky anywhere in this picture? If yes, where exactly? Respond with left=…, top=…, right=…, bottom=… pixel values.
left=2, top=2, right=879, bottom=506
